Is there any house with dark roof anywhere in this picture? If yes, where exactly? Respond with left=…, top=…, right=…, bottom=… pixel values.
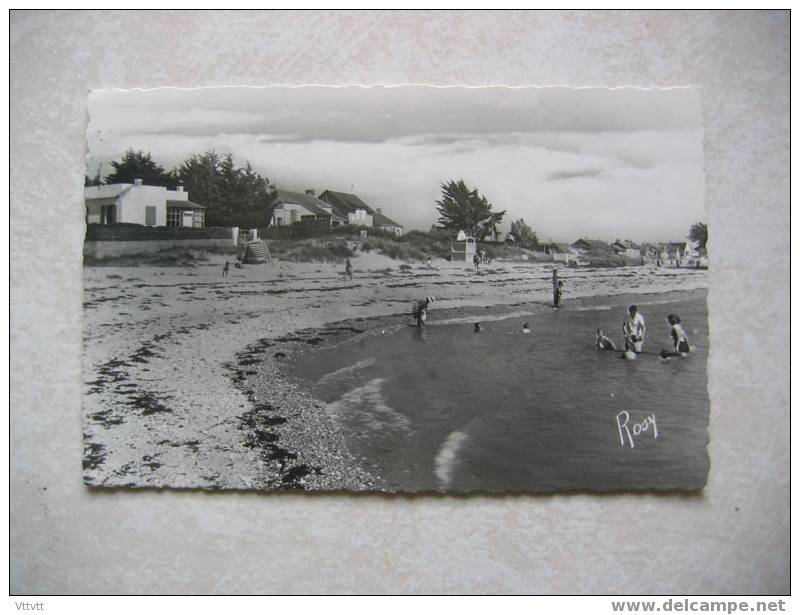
left=372, top=208, right=403, bottom=237
left=611, top=239, right=641, bottom=259
left=270, top=189, right=345, bottom=227
left=319, top=190, right=375, bottom=227
left=570, top=238, right=611, bottom=254
left=85, top=180, right=205, bottom=227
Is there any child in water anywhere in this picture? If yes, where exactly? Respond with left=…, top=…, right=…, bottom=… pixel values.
left=660, top=314, right=691, bottom=358
left=596, top=328, right=616, bottom=351
left=522, top=322, right=531, bottom=333
left=474, top=323, right=482, bottom=333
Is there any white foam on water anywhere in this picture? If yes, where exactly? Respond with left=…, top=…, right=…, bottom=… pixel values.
left=432, top=310, right=537, bottom=327
left=316, top=357, right=376, bottom=386
left=327, top=377, right=412, bottom=434
left=434, top=430, right=469, bottom=488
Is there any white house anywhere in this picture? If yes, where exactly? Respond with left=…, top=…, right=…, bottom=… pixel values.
left=611, top=239, right=642, bottom=259
left=319, top=190, right=375, bottom=227
left=372, top=208, right=403, bottom=237
left=85, top=180, right=205, bottom=228
left=270, top=189, right=345, bottom=226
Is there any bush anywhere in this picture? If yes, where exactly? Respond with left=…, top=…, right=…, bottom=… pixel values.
left=267, top=238, right=354, bottom=263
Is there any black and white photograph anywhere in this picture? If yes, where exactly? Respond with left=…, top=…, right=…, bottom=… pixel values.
left=82, top=85, right=710, bottom=493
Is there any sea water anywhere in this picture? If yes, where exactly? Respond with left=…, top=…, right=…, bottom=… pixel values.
left=290, top=294, right=709, bottom=492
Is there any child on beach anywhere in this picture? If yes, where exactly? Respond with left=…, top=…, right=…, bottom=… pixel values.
left=474, top=323, right=482, bottom=333
left=522, top=322, right=531, bottom=333
left=222, top=261, right=230, bottom=277
left=411, top=295, right=435, bottom=327
left=553, top=281, right=564, bottom=307
left=596, top=328, right=616, bottom=351
left=622, top=305, right=646, bottom=353
left=473, top=253, right=480, bottom=272
left=344, top=258, right=353, bottom=280
left=660, top=314, right=691, bottom=358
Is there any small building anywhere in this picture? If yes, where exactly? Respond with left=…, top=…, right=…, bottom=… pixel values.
left=611, top=239, right=641, bottom=259
left=543, top=242, right=576, bottom=263
left=664, top=241, right=694, bottom=266
left=319, top=190, right=375, bottom=226
left=639, top=243, right=661, bottom=264
left=85, top=180, right=205, bottom=228
left=571, top=238, right=611, bottom=255
left=270, top=189, right=345, bottom=227
left=372, top=208, right=403, bottom=237
left=451, top=230, right=477, bottom=262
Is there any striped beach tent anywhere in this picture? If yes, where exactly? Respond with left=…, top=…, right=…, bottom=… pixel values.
left=241, top=240, right=271, bottom=264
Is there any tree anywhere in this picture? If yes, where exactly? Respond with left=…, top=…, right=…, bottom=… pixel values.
left=509, top=218, right=539, bottom=248
left=688, top=222, right=708, bottom=251
left=85, top=164, right=103, bottom=187
left=435, top=180, right=506, bottom=240
left=172, top=150, right=276, bottom=227
left=104, top=150, right=173, bottom=186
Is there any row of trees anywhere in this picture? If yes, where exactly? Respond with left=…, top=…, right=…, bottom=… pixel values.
left=86, top=150, right=276, bottom=227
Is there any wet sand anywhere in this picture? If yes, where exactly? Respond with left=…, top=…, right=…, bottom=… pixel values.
left=82, top=252, right=708, bottom=491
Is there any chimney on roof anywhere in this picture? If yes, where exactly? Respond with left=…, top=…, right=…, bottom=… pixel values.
left=134, top=178, right=143, bottom=186
left=376, top=208, right=383, bottom=214
left=305, top=189, right=315, bottom=196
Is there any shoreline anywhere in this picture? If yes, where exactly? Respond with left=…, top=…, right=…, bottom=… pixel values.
left=82, top=255, right=708, bottom=492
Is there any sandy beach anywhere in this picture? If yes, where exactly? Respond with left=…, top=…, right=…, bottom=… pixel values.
left=83, top=252, right=709, bottom=491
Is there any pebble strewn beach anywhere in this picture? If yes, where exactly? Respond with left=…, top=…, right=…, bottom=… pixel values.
left=82, top=253, right=708, bottom=491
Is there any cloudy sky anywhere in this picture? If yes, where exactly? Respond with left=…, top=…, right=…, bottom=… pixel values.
left=87, top=86, right=705, bottom=242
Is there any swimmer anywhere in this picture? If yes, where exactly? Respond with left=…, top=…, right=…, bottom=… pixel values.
left=660, top=314, right=691, bottom=358
left=622, top=304, right=646, bottom=353
left=474, top=323, right=482, bottom=333
left=596, top=328, right=616, bottom=351
left=522, top=322, right=531, bottom=333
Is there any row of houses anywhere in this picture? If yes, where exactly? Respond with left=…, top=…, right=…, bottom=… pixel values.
left=271, top=189, right=404, bottom=236
left=84, top=181, right=405, bottom=237
left=544, top=238, right=705, bottom=266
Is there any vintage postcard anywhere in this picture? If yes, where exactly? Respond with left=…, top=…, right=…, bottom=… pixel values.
left=83, top=86, right=709, bottom=492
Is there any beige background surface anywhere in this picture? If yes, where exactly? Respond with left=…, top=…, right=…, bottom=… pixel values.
left=10, top=10, right=790, bottom=594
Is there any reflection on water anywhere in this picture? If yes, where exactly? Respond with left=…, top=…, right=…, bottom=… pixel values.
left=291, top=294, right=710, bottom=493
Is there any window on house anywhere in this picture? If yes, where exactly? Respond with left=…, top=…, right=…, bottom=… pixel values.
left=100, top=204, right=116, bottom=224
left=145, top=206, right=157, bottom=226
left=166, top=208, right=181, bottom=227
left=193, top=210, right=204, bottom=227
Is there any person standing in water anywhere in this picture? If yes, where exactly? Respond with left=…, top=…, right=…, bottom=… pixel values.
left=660, top=314, right=691, bottom=358
left=622, top=305, right=646, bottom=353
left=412, top=295, right=435, bottom=327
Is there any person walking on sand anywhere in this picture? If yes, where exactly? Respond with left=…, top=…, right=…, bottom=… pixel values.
left=552, top=269, right=559, bottom=306
left=426, top=256, right=432, bottom=272
left=660, top=314, right=691, bottom=358
left=411, top=295, right=435, bottom=327
left=553, top=280, right=564, bottom=307
left=473, top=252, right=480, bottom=272
left=222, top=261, right=230, bottom=278
left=344, top=257, right=353, bottom=281
left=622, top=305, right=646, bottom=353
